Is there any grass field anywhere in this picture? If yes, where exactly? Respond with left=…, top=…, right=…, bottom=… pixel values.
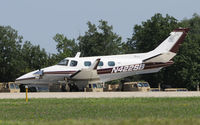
left=0, top=97, right=200, bottom=125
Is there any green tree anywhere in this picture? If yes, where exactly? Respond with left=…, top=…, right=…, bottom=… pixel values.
left=128, top=13, right=179, bottom=53
left=169, top=13, right=200, bottom=90
left=78, top=20, right=122, bottom=56
left=21, top=41, right=49, bottom=73
left=53, top=34, right=79, bottom=61
left=0, top=26, right=23, bottom=82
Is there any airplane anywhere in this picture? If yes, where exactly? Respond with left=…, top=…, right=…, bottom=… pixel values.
left=15, top=28, right=189, bottom=90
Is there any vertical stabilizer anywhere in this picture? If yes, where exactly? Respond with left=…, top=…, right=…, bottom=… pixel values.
left=143, top=28, right=189, bottom=63
left=152, top=28, right=189, bottom=54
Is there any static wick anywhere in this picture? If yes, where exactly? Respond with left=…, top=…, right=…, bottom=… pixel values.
left=25, top=85, right=28, bottom=102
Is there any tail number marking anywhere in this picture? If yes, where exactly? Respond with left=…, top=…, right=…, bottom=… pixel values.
left=111, top=64, right=145, bottom=73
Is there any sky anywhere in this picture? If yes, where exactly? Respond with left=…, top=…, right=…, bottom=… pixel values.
left=0, top=0, right=200, bottom=54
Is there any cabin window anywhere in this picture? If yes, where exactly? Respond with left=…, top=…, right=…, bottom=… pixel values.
left=89, top=84, right=92, bottom=88
left=93, top=84, right=97, bottom=88
left=137, top=83, right=143, bottom=87
left=15, top=84, right=19, bottom=89
left=9, top=83, right=15, bottom=89
left=70, top=60, right=78, bottom=67
left=98, top=61, right=104, bottom=66
left=84, top=61, right=91, bottom=66
left=57, top=59, right=69, bottom=66
left=108, top=61, right=115, bottom=66
left=143, top=83, right=149, bottom=87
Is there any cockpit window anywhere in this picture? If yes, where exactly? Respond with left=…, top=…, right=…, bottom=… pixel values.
left=70, top=60, right=78, bottom=67
left=58, top=59, right=69, bottom=66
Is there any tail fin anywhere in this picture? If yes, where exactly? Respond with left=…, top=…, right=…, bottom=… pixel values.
left=143, top=28, right=189, bottom=63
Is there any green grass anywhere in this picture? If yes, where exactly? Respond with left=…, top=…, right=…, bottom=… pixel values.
left=0, top=97, right=200, bottom=125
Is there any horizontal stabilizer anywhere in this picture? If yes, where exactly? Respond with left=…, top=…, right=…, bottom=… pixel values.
left=143, top=52, right=176, bottom=63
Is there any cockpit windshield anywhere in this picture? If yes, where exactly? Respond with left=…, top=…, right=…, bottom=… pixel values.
left=57, top=59, right=69, bottom=66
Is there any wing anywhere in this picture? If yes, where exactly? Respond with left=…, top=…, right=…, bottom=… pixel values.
left=70, top=58, right=101, bottom=80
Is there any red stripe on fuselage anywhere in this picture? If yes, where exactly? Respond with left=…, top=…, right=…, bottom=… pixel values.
left=143, top=61, right=174, bottom=69
left=44, top=71, right=76, bottom=74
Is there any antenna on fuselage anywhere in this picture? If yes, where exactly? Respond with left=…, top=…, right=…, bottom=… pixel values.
left=75, top=52, right=81, bottom=58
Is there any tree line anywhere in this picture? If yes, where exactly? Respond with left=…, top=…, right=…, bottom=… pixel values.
left=0, top=13, right=200, bottom=90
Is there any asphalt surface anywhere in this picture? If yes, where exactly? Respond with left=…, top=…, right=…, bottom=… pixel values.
left=1, top=92, right=200, bottom=99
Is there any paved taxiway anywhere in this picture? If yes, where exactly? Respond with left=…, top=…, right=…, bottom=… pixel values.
left=1, top=92, right=200, bottom=99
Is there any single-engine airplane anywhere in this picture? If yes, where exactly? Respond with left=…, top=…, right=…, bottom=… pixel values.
left=16, top=28, right=189, bottom=90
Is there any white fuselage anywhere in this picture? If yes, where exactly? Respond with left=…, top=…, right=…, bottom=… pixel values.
left=15, top=53, right=171, bottom=84
left=15, top=28, right=189, bottom=87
